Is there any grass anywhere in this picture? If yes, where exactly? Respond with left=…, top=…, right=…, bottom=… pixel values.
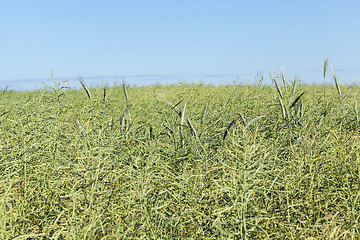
left=0, top=73, right=360, bottom=239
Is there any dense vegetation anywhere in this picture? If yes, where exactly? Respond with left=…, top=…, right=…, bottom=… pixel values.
left=1, top=72, right=360, bottom=239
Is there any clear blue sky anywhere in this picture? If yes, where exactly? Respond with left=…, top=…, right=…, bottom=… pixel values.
left=1, top=1, right=360, bottom=90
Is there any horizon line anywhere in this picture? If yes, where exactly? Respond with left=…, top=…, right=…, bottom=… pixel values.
left=0, top=73, right=244, bottom=83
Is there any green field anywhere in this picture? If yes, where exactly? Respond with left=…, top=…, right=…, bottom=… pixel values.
left=1, top=72, right=360, bottom=239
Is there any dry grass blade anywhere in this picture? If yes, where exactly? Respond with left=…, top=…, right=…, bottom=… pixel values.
left=78, top=76, right=91, bottom=101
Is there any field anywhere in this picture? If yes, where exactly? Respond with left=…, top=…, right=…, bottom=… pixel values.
left=1, top=72, right=360, bottom=239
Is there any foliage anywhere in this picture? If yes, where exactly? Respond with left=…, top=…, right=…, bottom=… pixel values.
left=0, top=75, right=360, bottom=239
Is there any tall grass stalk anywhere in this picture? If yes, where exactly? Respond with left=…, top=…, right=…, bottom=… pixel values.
left=180, top=103, right=186, bottom=149
left=271, top=73, right=283, bottom=99
left=332, top=67, right=345, bottom=115
left=278, top=96, right=286, bottom=120
left=291, top=77, right=298, bottom=97
left=78, top=76, right=92, bottom=101
left=324, top=57, right=329, bottom=79
left=323, top=57, right=329, bottom=100
left=281, top=68, right=288, bottom=92
left=121, top=81, right=131, bottom=132
left=271, top=73, right=288, bottom=120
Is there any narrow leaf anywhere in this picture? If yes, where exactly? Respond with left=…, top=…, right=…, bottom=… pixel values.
left=223, top=119, right=236, bottom=141
left=290, top=91, right=305, bottom=108
left=78, top=76, right=92, bottom=101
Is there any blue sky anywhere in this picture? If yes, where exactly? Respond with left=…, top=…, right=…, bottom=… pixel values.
left=1, top=1, right=360, bottom=90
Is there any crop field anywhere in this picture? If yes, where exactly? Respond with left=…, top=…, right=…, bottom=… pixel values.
left=1, top=70, right=360, bottom=239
